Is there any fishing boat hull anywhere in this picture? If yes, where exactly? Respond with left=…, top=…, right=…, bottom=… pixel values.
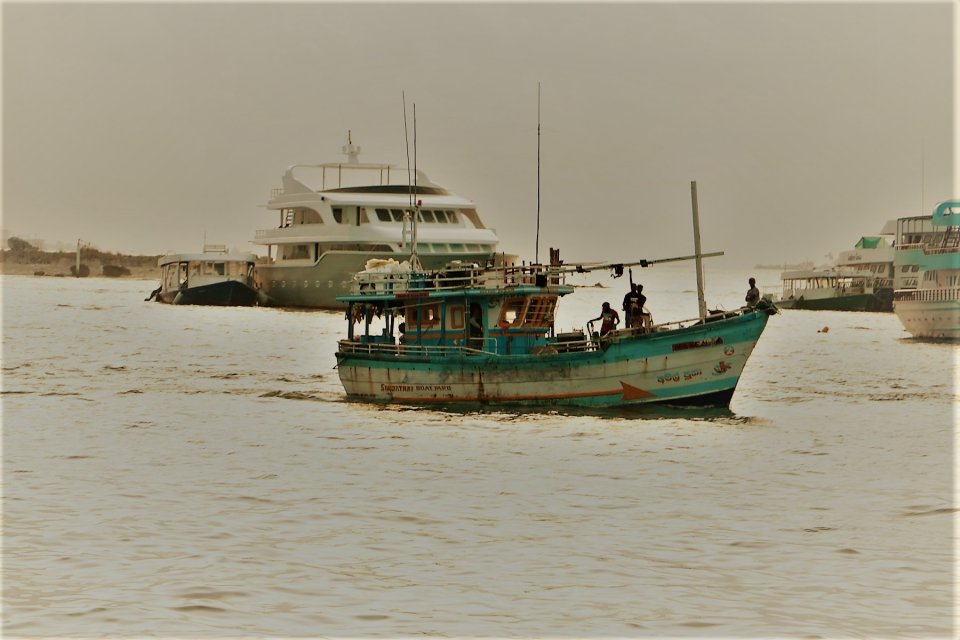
left=158, top=280, right=261, bottom=306
left=336, top=309, right=771, bottom=408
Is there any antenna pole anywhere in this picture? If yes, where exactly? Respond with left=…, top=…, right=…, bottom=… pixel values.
left=536, top=82, right=541, bottom=264
left=403, top=92, right=413, bottom=209
left=690, top=181, right=707, bottom=322
left=921, top=137, right=926, bottom=214
left=411, top=103, right=421, bottom=271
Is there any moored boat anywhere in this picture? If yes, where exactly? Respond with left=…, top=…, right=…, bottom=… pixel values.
left=147, top=246, right=261, bottom=306
left=892, top=201, right=960, bottom=339
left=252, top=133, right=510, bottom=309
left=776, top=228, right=895, bottom=312
left=776, top=267, right=889, bottom=311
left=335, top=185, right=777, bottom=408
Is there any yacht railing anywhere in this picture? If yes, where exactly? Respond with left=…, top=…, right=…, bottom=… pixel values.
left=893, top=288, right=960, bottom=302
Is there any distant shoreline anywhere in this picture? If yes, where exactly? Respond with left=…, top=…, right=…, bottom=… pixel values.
left=752, top=262, right=814, bottom=271
left=0, top=249, right=161, bottom=280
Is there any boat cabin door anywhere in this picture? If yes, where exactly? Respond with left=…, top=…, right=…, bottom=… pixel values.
left=468, top=302, right=484, bottom=350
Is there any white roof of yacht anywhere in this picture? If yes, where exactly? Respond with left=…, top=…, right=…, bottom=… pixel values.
left=266, top=191, right=476, bottom=208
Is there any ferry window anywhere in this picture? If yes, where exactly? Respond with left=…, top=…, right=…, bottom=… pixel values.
left=499, top=298, right=526, bottom=327
left=391, top=208, right=405, bottom=222
left=450, top=243, right=465, bottom=252
left=376, top=208, right=392, bottom=222
left=332, top=207, right=344, bottom=223
left=190, top=262, right=202, bottom=277
left=435, top=211, right=448, bottom=223
left=420, top=210, right=436, bottom=223
left=911, top=265, right=919, bottom=272
left=214, top=263, right=225, bottom=276
left=447, top=210, right=459, bottom=223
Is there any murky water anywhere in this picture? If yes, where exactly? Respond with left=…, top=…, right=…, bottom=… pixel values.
left=2, top=268, right=955, bottom=638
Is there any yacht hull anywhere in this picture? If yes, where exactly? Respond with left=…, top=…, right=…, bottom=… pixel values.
left=893, top=295, right=960, bottom=339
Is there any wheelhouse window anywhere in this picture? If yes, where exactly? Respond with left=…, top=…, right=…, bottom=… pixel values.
left=332, top=207, right=344, bottom=223
left=522, top=296, right=557, bottom=327
left=499, top=298, right=526, bottom=327
left=376, top=208, right=392, bottom=222
left=407, top=303, right=441, bottom=326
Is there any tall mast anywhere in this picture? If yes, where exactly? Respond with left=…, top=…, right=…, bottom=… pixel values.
left=535, top=82, right=541, bottom=264
left=411, top=103, right=421, bottom=271
left=690, top=181, right=707, bottom=322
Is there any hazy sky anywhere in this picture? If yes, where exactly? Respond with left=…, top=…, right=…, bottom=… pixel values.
left=3, top=1, right=955, bottom=268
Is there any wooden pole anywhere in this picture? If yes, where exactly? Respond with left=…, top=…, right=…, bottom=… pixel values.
left=690, top=181, right=707, bottom=321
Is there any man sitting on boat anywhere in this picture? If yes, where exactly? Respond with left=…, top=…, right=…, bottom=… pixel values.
left=745, top=277, right=760, bottom=308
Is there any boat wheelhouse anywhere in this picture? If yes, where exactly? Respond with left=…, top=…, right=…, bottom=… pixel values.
left=335, top=257, right=776, bottom=408
left=892, top=201, right=960, bottom=339
left=252, top=133, right=508, bottom=309
left=149, top=246, right=261, bottom=306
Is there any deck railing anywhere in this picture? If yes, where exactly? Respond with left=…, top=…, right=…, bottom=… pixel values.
left=893, top=288, right=960, bottom=303
left=351, top=264, right=566, bottom=295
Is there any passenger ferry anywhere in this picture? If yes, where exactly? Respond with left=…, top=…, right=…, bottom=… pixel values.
left=252, top=133, right=508, bottom=309
left=147, top=245, right=261, bottom=306
left=892, top=200, right=960, bottom=339
left=777, top=229, right=895, bottom=312
left=335, top=187, right=777, bottom=408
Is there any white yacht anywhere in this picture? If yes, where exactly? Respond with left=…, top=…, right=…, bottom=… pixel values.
left=252, top=134, right=510, bottom=308
left=892, top=201, right=960, bottom=339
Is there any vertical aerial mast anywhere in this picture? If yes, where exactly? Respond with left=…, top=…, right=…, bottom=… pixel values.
left=690, top=181, right=708, bottom=322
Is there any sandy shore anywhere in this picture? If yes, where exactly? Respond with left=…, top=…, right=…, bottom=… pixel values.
left=0, top=258, right=160, bottom=281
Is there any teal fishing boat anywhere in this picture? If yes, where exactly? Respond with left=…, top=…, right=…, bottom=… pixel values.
left=335, top=184, right=777, bottom=408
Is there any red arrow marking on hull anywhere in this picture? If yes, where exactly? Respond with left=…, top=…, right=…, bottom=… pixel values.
left=620, top=382, right=656, bottom=400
